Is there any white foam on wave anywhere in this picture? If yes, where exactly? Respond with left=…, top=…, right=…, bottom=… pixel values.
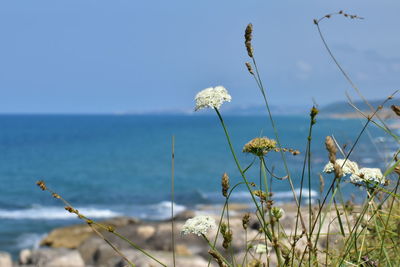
left=0, top=206, right=121, bottom=220
left=231, top=188, right=319, bottom=200
left=15, top=233, right=46, bottom=249
left=138, top=201, right=186, bottom=220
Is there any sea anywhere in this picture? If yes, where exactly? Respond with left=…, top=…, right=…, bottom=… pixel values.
left=0, top=114, right=397, bottom=257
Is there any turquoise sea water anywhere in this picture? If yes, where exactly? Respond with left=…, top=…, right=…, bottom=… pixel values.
left=0, top=114, right=396, bottom=257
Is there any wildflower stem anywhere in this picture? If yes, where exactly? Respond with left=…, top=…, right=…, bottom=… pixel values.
left=250, top=56, right=307, bottom=233
left=214, top=108, right=273, bottom=241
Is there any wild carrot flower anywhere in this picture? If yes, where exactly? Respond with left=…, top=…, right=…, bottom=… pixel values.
left=350, top=168, right=386, bottom=185
left=323, top=159, right=359, bottom=177
left=181, top=215, right=216, bottom=236
left=194, top=86, right=232, bottom=111
left=243, top=137, right=277, bottom=157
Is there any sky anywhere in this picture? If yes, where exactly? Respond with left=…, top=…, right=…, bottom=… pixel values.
left=0, top=1, right=399, bottom=114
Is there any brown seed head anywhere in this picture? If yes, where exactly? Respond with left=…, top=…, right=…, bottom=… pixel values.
left=243, top=137, right=277, bottom=157
left=208, top=249, right=228, bottom=267
left=245, top=62, right=254, bottom=75
left=52, top=193, right=61, bottom=199
left=221, top=173, right=230, bottom=197
left=333, top=162, right=343, bottom=178
left=391, top=105, right=400, bottom=116
left=319, top=174, right=325, bottom=194
left=242, top=213, right=250, bottom=230
left=245, top=41, right=253, bottom=58
left=253, top=190, right=267, bottom=201
left=36, top=180, right=47, bottom=191
left=325, top=136, right=337, bottom=163
left=64, top=206, right=75, bottom=213
left=244, top=23, right=253, bottom=42
left=310, top=106, right=319, bottom=125
left=292, top=150, right=300, bottom=156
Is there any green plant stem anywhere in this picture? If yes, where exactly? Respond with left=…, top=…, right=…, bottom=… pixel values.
left=215, top=108, right=273, bottom=241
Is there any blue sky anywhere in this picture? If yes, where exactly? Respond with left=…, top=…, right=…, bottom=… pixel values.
left=0, top=1, right=399, bottom=114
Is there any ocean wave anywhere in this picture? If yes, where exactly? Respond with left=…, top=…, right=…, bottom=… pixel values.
left=135, top=201, right=186, bottom=220
left=0, top=202, right=186, bottom=221
left=0, top=206, right=121, bottom=220
left=229, top=188, right=319, bottom=200
left=15, top=233, right=46, bottom=249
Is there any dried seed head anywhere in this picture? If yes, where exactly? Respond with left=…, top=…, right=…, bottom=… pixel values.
left=245, top=62, right=254, bottom=75
left=221, top=173, right=230, bottom=197
left=253, top=190, right=267, bottom=201
left=243, top=137, right=277, bottom=157
left=313, top=19, right=318, bottom=25
left=325, top=136, right=337, bottom=163
left=208, top=249, right=228, bottom=267
left=245, top=41, right=253, bottom=58
left=222, top=229, right=232, bottom=249
left=65, top=206, right=76, bottom=213
left=391, top=105, right=400, bottom=116
left=242, top=213, right=250, bottom=230
left=310, top=106, right=319, bottom=125
left=244, top=23, right=253, bottom=43
left=292, top=150, right=300, bottom=156
left=36, top=180, right=47, bottom=191
left=333, top=162, right=344, bottom=178
left=319, top=174, right=325, bottom=194
left=52, top=193, right=61, bottom=199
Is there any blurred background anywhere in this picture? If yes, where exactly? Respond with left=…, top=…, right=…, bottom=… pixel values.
left=0, top=0, right=399, bottom=258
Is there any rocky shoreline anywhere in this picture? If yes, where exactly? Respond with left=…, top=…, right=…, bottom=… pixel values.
left=1, top=203, right=344, bottom=267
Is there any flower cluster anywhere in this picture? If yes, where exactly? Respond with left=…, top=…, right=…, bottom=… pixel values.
left=323, top=159, right=359, bottom=177
left=350, top=168, right=385, bottom=185
left=243, top=137, right=277, bottom=157
left=181, top=215, right=216, bottom=236
left=323, top=159, right=386, bottom=185
left=194, top=86, right=232, bottom=111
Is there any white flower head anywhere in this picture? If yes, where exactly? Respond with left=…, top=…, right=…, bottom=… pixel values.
left=181, top=215, right=216, bottom=236
left=350, top=168, right=386, bottom=185
left=323, top=159, right=359, bottom=177
left=194, top=86, right=232, bottom=111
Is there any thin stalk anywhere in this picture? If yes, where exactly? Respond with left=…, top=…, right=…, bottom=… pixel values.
left=214, top=108, right=273, bottom=241
left=171, top=135, right=176, bottom=267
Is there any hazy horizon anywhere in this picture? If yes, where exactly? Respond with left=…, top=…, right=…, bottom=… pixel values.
left=1, top=1, right=399, bottom=114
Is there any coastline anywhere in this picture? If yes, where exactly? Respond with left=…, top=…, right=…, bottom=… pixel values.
left=1, top=202, right=348, bottom=267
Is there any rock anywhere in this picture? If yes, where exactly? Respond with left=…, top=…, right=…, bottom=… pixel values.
left=40, top=223, right=94, bottom=248
left=77, top=236, right=105, bottom=265
left=26, top=248, right=85, bottom=267
left=41, top=216, right=139, bottom=249
left=0, top=251, right=12, bottom=267
left=114, top=249, right=212, bottom=267
left=19, top=249, right=32, bottom=265
left=173, top=210, right=196, bottom=221
left=136, top=225, right=156, bottom=240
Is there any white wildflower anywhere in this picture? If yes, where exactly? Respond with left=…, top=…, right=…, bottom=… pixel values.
left=194, top=86, right=232, bottom=111
left=181, top=215, right=216, bottom=236
left=350, top=168, right=385, bottom=185
left=255, top=244, right=270, bottom=254
left=323, top=159, right=359, bottom=176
